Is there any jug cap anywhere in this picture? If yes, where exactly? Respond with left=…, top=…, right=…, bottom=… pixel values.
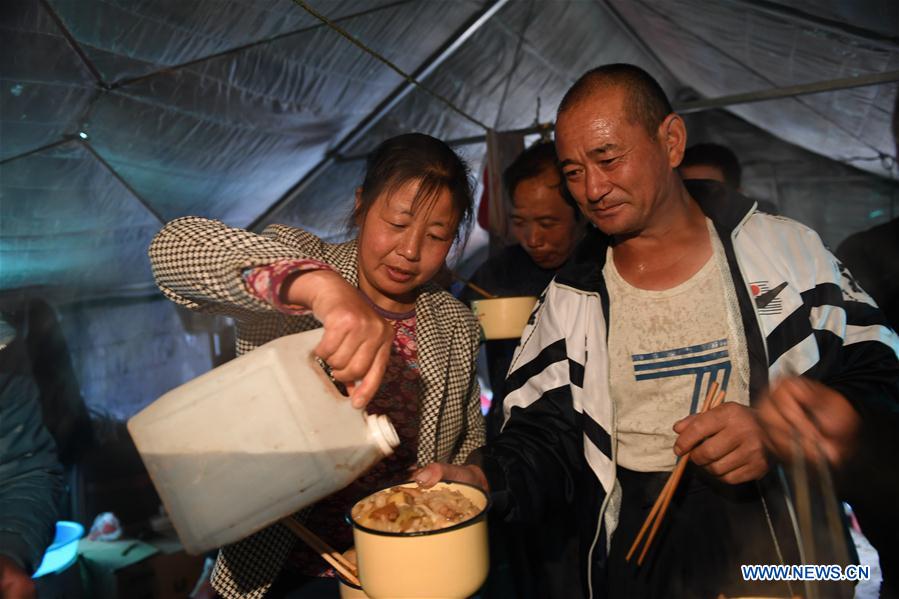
left=366, top=413, right=400, bottom=456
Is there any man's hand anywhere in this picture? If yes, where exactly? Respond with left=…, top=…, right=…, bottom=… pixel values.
left=0, top=555, right=36, bottom=599
left=413, top=463, right=489, bottom=493
left=757, top=376, right=860, bottom=469
left=673, top=402, right=769, bottom=484
left=284, top=270, right=393, bottom=408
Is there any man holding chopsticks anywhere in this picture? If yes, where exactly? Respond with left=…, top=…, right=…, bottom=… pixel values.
left=417, top=63, right=899, bottom=598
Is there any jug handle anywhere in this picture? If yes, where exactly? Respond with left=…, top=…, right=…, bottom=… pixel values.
left=306, top=348, right=352, bottom=401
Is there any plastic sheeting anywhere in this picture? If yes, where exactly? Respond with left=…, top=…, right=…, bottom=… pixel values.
left=7, top=0, right=893, bottom=298
left=0, top=1, right=96, bottom=161
left=609, top=0, right=898, bottom=180
left=263, top=0, right=678, bottom=234
left=0, top=141, right=160, bottom=290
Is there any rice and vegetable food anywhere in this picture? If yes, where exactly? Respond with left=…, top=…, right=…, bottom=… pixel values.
left=351, top=485, right=481, bottom=533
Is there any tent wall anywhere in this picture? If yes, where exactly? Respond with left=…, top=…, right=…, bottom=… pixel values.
left=56, top=296, right=215, bottom=419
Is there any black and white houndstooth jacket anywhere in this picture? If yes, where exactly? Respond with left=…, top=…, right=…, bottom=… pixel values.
left=149, top=216, right=485, bottom=599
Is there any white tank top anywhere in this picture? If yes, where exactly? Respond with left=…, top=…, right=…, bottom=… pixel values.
left=604, top=219, right=750, bottom=472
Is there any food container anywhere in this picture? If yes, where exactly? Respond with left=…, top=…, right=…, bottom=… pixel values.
left=470, top=296, right=537, bottom=340
left=127, top=327, right=399, bottom=555
left=348, top=481, right=490, bottom=599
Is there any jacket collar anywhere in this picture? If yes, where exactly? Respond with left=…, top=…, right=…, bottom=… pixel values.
left=555, top=179, right=756, bottom=292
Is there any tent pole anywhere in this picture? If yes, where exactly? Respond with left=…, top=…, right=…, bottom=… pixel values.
left=340, top=68, right=899, bottom=158
left=596, top=0, right=672, bottom=76
left=38, top=0, right=107, bottom=87
left=109, top=0, right=416, bottom=90
left=677, top=70, right=899, bottom=114
left=723, top=0, right=899, bottom=49
left=248, top=0, right=510, bottom=231
left=78, top=140, right=167, bottom=225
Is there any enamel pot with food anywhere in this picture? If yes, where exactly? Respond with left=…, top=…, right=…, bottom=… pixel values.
left=470, top=296, right=537, bottom=340
left=348, top=481, right=490, bottom=599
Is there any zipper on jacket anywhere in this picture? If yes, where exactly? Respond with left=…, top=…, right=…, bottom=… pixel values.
left=729, top=208, right=770, bottom=367
left=583, top=287, right=615, bottom=599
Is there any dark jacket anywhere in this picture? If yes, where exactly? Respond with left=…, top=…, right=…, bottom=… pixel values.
left=0, top=316, right=63, bottom=574
left=474, top=181, right=899, bottom=598
left=460, top=243, right=565, bottom=440
left=836, top=217, right=899, bottom=330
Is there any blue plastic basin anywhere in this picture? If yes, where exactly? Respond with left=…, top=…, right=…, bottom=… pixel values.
left=32, top=521, right=84, bottom=578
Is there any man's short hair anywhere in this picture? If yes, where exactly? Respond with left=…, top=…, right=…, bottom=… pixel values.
left=681, top=143, right=742, bottom=189
left=503, top=141, right=579, bottom=218
left=557, top=63, right=673, bottom=138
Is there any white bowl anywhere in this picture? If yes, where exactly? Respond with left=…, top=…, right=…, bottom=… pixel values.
left=470, top=296, right=537, bottom=340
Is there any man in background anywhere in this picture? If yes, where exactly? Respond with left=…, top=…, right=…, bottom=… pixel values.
left=461, top=141, right=583, bottom=440
left=680, top=142, right=778, bottom=213
left=461, top=141, right=584, bottom=599
left=835, top=90, right=899, bottom=330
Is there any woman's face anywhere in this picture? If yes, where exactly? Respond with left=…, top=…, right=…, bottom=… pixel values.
left=356, top=180, right=458, bottom=312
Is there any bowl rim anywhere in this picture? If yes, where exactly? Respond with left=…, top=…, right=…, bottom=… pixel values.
left=347, top=480, right=491, bottom=538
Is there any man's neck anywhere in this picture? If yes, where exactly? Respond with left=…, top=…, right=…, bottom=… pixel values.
left=610, top=184, right=712, bottom=291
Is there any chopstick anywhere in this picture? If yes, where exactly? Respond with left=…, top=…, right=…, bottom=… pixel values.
left=281, top=517, right=361, bottom=587
left=626, top=382, right=726, bottom=566
left=450, top=271, right=497, bottom=299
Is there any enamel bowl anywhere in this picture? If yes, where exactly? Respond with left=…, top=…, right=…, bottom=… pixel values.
left=470, top=296, right=537, bottom=340
left=348, top=481, right=490, bottom=599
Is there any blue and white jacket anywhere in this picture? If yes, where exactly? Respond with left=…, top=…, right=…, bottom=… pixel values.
left=473, top=181, right=899, bottom=598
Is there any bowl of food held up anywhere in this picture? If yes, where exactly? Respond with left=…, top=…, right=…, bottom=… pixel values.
left=346, top=481, right=490, bottom=598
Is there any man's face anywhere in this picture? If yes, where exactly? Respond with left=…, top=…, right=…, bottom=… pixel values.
left=680, top=163, right=726, bottom=185
left=555, top=86, right=676, bottom=237
left=509, top=168, right=579, bottom=269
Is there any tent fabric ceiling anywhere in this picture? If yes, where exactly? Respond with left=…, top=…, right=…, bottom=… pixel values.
left=1, top=0, right=897, bottom=298
left=264, top=0, right=681, bottom=236
left=0, top=140, right=160, bottom=290
left=609, top=0, right=898, bottom=180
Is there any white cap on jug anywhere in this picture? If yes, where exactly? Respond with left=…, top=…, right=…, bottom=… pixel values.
left=366, top=413, right=400, bottom=456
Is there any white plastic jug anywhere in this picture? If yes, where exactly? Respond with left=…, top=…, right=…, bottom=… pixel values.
left=127, top=328, right=399, bottom=555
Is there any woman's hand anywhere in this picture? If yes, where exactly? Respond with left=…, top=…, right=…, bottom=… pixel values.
left=284, top=270, right=392, bottom=408
left=412, top=463, right=489, bottom=492
left=757, top=376, right=860, bottom=469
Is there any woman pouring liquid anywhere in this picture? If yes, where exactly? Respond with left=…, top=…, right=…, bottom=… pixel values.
left=149, top=133, right=485, bottom=599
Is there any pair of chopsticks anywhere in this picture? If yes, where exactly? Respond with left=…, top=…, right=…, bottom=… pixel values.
left=789, top=432, right=851, bottom=599
left=450, top=270, right=496, bottom=299
left=281, top=517, right=361, bottom=587
left=626, top=381, right=727, bottom=566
